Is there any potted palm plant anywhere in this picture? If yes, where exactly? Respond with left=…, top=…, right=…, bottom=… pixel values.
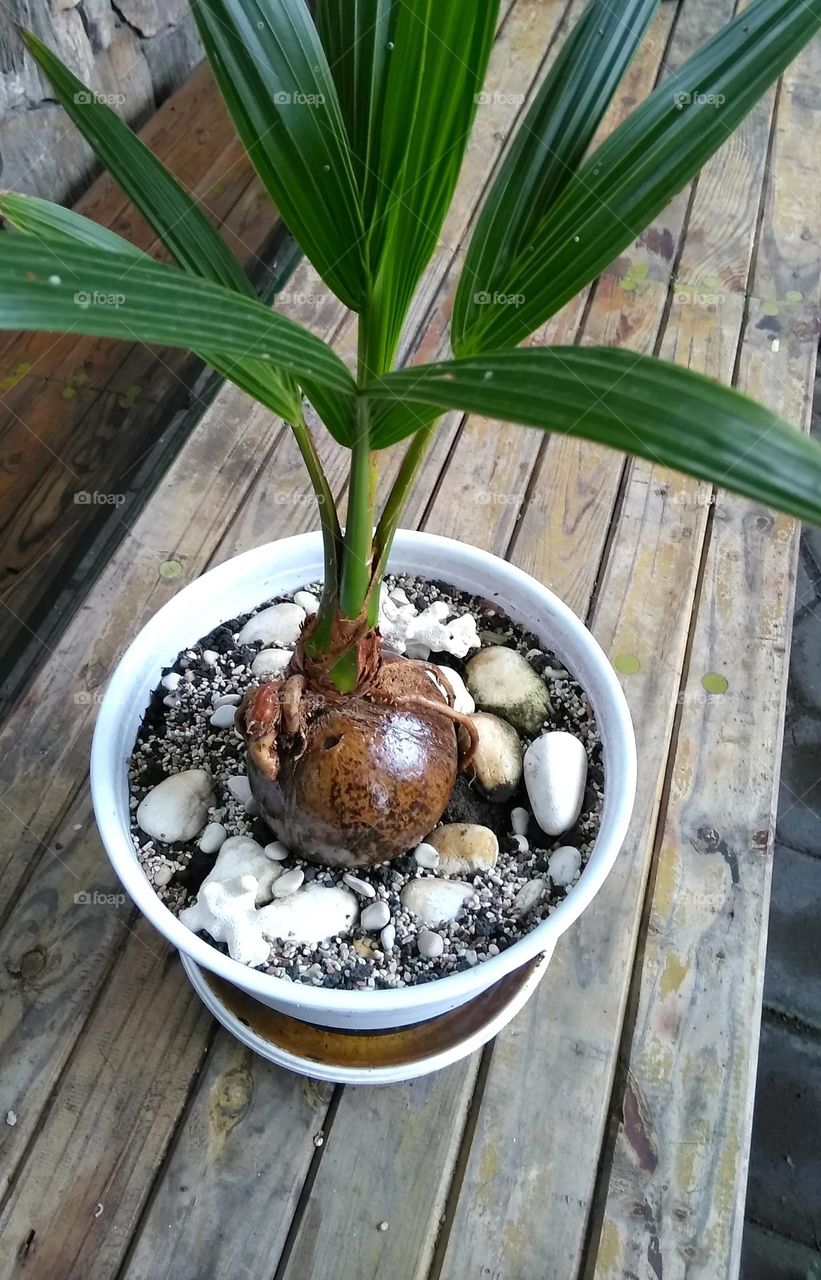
left=3, top=0, right=821, bottom=1043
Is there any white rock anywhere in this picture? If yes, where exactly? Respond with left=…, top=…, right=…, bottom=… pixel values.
left=413, top=842, right=440, bottom=870
left=378, top=585, right=418, bottom=653
left=428, top=824, right=499, bottom=876
left=209, top=704, right=238, bottom=729
left=227, top=775, right=253, bottom=804
left=548, top=845, right=582, bottom=887
left=136, top=769, right=214, bottom=843
left=361, top=899, right=390, bottom=932
left=153, top=864, right=173, bottom=888
left=468, top=712, right=523, bottom=802
left=180, top=875, right=270, bottom=966
left=198, top=822, right=228, bottom=854
left=400, top=878, right=472, bottom=926
left=161, top=672, right=181, bottom=691
left=343, top=873, right=376, bottom=899
left=511, top=806, right=530, bottom=836
left=512, top=834, right=529, bottom=854
left=273, top=867, right=304, bottom=898
left=163, top=694, right=181, bottom=710
left=202, top=835, right=282, bottom=904
left=293, top=590, right=319, bottom=615
left=202, top=649, right=219, bottom=667
left=380, top=923, right=396, bottom=952
left=259, top=885, right=359, bottom=944
left=524, top=731, right=587, bottom=836
left=406, top=601, right=481, bottom=661
left=417, top=929, right=444, bottom=958
left=514, top=878, right=546, bottom=916
left=250, top=647, right=293, bottom=679
left=465, top=647, right=551, bottom=735
left=434, top=665, right=474, bottom=714
left=263, top=841, right=290, bottom=862
left=465, top=948, right=478, bottom=967
left=212, top=693, right=241, bottom=708
left=237, top=602, right=305, bottom=647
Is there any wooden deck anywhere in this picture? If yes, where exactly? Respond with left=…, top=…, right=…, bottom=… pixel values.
left=0, top=2, right=819, bottom=1277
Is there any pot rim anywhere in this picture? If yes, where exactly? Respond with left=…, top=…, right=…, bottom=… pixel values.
left=91, top=530, right=637, bottom=1015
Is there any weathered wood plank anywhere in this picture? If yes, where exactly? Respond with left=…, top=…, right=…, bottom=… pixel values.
left=589, top=300, right=817, bottom=1280
left=121, top=1039, right=333, bottom=1280
left=0, top=921, right=210, bottom=1280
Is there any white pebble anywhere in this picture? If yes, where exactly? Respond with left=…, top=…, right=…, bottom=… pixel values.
left=464, top=949, right=478, bottom=967
left=400, top=878, right=472, bottom=926
left=198, top=822, right=228, bottom=855
left=514, top=878, right=546, bottom=916
left=202, top=649, right=219, bottom=666
left=153, top=864, right=173, bottom=887
left=212, top=693, right=240, bottom=708
left=273, top=867, right=304, bottom=898
left=250, top=648, right=292, bottom=679
left=380, top=923, right=396, bottom=952
left=6, top=1111, right=17, bottom=1126
left=161, top=672, right=181, bottom=691
left=293, top=590, right=319, bottom=615
left=163, top=694, right=181, bottom=709
left=512, top=834, right=529, bottom=854
left=413, top=842, right=440, bottom=870
left=263, top=841, right=290, bottom=862
left=136, top=769, right=214, bottom=843
left=524, top=731, right=588, bottom=836
left=343, top=873, right=376, bottom=899
left=548, top=845, right=582, bottom=887
left=209, top=704, right=237, bottom=729
left=258, top=885, right=359, bottom=944
left=511, top=806, right=530, bottom=836
left=361, top=899, right=390, bottom=932
left=227, top=775, right=253, bottom=804
left=237, top=602, right=305, bottom=647
left=417, top=929, right=444, bottom=958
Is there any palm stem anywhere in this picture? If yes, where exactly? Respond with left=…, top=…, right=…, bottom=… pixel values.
left=292, top=407, right=343, bottom=656
left=368, top=415, right=440, bottom=621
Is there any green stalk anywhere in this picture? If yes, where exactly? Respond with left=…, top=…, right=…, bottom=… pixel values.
left=326, top=315, right=382, bottom=690
left=292, top=407, right=344, bottom=657
left=367, top=415, right=440, bottom=623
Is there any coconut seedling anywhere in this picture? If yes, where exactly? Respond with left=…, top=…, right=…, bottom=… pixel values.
left=2, top=0, right=821, bottom=868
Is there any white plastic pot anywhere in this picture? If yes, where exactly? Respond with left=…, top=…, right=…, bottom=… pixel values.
left=91, top=530, right=637, bottom=1032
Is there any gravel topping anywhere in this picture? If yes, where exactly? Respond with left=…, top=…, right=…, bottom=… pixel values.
left=128, top=575, right=603, bottom=990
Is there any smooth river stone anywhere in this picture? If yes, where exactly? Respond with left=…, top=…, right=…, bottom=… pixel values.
left=237, top=602, right=305, bottom=647
left=136, top=769, right=214, bottom=843
left=400, top=878, right=472, bottom=927
left=428, top=823, right=498, bottom=876
left=259, top=885, right=359, bottom=944
left=465, top=646, right=551, bottom=735
left=524, top=731, right=587, bottom=836
left=468, top=711, right=523, bottom=801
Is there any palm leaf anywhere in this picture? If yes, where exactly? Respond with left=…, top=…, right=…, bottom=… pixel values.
left=453, top=0, right=659, bottom=350
left=190, top=0, right=367, bottom=311
left=0, top=236, right=355, bottom=402
left=363, top=0, right=501, bottom=373
left=315, top=0, right=398, bottom=222
left=364, top=347, right=821, bottom=524
left=455, top=0, right=821, bottom=354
